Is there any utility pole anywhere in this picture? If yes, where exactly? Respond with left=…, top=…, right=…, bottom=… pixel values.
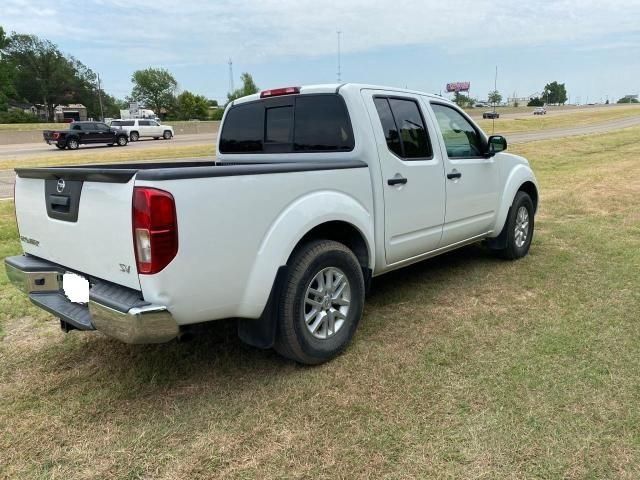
left=492, top=65, right=498, bottom=134
left=97, top=74, right=104, bottom=121
left=228, top=58, right=234, bottom=95
left=337, top=31, right=342, bottom=83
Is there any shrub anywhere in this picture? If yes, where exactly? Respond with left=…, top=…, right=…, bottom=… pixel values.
left=0, top=109, right=40, bottom=123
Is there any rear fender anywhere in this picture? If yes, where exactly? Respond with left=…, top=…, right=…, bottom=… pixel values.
left=236, top=190, right=374, bottom=318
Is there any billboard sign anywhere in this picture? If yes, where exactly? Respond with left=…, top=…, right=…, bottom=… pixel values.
left=446, top=82, right=471, bottom=93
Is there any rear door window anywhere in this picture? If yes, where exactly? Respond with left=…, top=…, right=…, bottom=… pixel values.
left=219, top=94, right=354, bottom=154
left=373, top=96, right=432, bottom=159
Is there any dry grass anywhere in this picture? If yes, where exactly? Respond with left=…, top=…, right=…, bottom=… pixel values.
left=476, top=103, right=640, bottom=133
left=0, top=128, right=639, bottom=478
left=0, top=144, right=215, bottom=171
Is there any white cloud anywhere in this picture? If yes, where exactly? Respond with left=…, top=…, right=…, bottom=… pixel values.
left=3, top=0, right=640, bottom=66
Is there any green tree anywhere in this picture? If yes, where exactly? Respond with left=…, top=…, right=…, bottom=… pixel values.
left=174, top=90, right=209, bottom=120
left=488, top=90, right=502, bottom=106
left=227, top=73, right=259, bottom=103
left=527, top=97, right=544, bottom=107
left=617, top=96, right=639, bottom=104
left=130, top=68, right=177, bottom=118
left=453, top=92, right=475, bottom=108
left=0, top=26, right=15, bottom=110
left=3, top=33, right=77, bottom=120
left=542, top=81, right=568, bottom=105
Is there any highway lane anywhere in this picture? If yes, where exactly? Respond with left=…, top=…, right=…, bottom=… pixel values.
left=1, top=115, right=639, bottom=199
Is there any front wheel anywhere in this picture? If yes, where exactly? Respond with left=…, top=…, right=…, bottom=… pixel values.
left=163, top=130, right=172, bottom=140
left=494, top=191, right=535, bottom=260
left=67, top=138, right=79, bottom=150
left=274, top=240, right=365, bottom=365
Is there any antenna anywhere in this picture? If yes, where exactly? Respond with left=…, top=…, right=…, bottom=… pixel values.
left=228, top=58, right=234, bottom=94
left=337, top=30, right=342, bottom=83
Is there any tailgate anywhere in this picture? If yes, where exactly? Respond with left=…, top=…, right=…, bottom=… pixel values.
left=14, top=172, right=140, bottom=290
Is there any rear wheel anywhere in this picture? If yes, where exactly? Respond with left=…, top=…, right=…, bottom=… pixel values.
left=153, top=137, right=160, bottom=140
left=116, top=135, right=128, bottom=146
left=163, top=130, right=172, bottom=140
left=494, top=191, right=535, bottom=260
left=67, top=138, right=79, bottom=150
left=129, top=131, right=139, bottom=142
left=55, top=144, right=65, bottom=150
left=274, top=240, right=365, bottom=365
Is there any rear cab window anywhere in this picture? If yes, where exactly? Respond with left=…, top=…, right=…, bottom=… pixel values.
left=219, top=94, right=354, bottom=154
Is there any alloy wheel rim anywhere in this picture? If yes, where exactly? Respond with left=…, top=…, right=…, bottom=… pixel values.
left=514, top=206, right=530, bottom=248
left=303, top=267, right=351, bottom=340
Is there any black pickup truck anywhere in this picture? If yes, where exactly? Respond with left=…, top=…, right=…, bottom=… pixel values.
left=43, top=121, right=129, bottom=150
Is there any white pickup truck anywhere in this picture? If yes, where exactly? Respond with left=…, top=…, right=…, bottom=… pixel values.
left=6, top=84, right=538, bottom=364
left=110, top=119, right=174, bottom=141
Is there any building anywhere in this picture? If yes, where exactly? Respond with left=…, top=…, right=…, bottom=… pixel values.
left=54, top=104, right=88, bottom=122
left=7, top=100, right=48, bottom=120
left=506, top=92, right=542, bottom=107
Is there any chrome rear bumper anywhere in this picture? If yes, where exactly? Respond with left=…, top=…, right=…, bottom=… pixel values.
left=4, top=255, right=178, bottom=344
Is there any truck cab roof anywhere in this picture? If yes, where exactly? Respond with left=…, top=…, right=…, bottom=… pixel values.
left=231, top=83, right=450, bottom=106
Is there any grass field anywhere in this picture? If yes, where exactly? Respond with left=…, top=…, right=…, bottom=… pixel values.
left=1, top=128, right=639, bottom=478
left=477, top=104, right=640, bottom=134
left=0, top=144, right=215, bottom=171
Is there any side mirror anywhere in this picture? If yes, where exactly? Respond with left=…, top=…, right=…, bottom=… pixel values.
left=487, top=135, right=507, bottom=156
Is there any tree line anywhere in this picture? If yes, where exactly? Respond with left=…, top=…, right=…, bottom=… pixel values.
left=0, top=25, right=259, bottom=123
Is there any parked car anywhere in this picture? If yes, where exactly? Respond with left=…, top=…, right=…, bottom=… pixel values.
left=533, top=107, right=547, bottom=115
left=110, top=119, right=174, bottom=141
left=43, top=121, right=128, bottom=150
left=7, top=83, right=538, bottom=364
left=482, top=111, right=500, bottom=119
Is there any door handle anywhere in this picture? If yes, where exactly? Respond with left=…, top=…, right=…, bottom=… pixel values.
left=447, top=171, right=462, bottom=180
left=387, top=176, right=408, bottom=186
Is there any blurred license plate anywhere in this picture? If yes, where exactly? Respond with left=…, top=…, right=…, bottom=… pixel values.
left=63, top=273, right=90, bottom=304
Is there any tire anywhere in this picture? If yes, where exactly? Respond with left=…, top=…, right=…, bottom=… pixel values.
left=495, top=191, right=535, bottom=260
left=116, top=135, right=128, bottom=146
left=274, top=240, right=365, bottom=365
left=55, top=144, right=65, bottom=150
left=67, top=138, right=79, bottom=150
left=163, top=130, right=172, bottom=140
left=153, top=137, right=160, bottom=140
left=129, top=131, right=139, bottom=142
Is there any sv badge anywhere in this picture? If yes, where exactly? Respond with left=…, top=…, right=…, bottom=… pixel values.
left=119, top=264, right=131, bottom=274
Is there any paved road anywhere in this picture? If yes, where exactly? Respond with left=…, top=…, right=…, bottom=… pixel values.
left=1, top=115, right=639, bottom=200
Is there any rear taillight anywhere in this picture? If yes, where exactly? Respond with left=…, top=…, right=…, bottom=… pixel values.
left=132, top=187, right=178, bottom=274
left=260, top=86, right=300, bottom=98
left=52, top=132, right=60, bottom=140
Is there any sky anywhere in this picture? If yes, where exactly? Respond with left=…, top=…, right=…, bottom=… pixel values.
left=2, top=0, right=640, bottom=104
